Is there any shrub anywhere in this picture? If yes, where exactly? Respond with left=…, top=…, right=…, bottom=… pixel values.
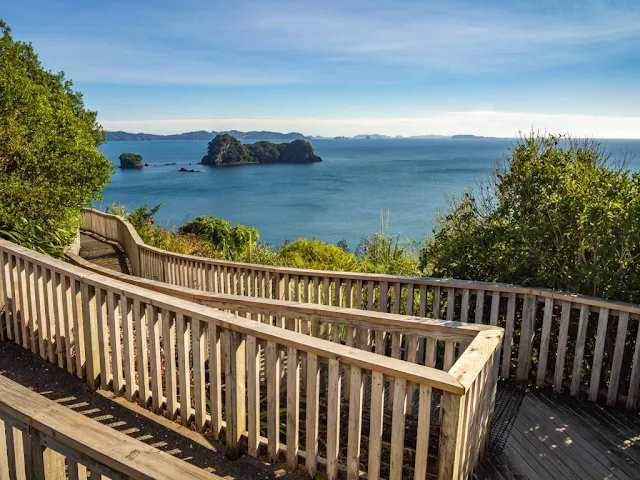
left=420, top=133, right=640, bottom=302
left=0, top=20, right=112, bottom=252
left=180, top=216, right=259, bottom=260
left=278, top=238, right=360, bottom=272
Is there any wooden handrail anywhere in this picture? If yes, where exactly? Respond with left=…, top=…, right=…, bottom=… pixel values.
left=2, top=234, right=506, bottom=479
left=80, top=208, right=640, bottom=411
left=83, top=208, right=640, bottom=316
left=67, top=251, right=492, bottom=341
left=0, top=375, right=219, bottom=480
left=3, top=238, right=465, bottom=393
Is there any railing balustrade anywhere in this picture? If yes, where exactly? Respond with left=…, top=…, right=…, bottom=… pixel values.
left=81, top=208, right=640, bottom=410
left=1, top=238, right=501, bottom=479
left=0, top=375, right=219, bottom=480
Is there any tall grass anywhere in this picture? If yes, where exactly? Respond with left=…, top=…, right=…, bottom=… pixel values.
left=356, top=210, right=420, bottom=275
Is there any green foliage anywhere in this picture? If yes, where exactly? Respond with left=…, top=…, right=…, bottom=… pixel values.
left=246, top=141, right=280, bottom=163
left=0, top=225, right=67, bottom=258
left=180, top=216, right=259, bottom=260
left=421, top=132, right=640, bottom=302
left=119, top=152, right=144, bottom=169
left=127, top=204, right=162, bottom=240
left=278, top=238, right=360, bottom=272
left=0, top=20, right=113, bottom=253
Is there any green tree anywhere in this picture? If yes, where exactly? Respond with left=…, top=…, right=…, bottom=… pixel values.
left=0, top=20, right=112, bottom=254
left=420, top=133, right=640, bottom=302
left=119, top=153, right=144, bottom=169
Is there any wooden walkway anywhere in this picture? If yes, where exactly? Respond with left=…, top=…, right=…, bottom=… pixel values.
left=76, top=234, right=640, bottom=480
left=480, top=389, right=640, bottom=479
left=79, top=233, right=130, bottom=273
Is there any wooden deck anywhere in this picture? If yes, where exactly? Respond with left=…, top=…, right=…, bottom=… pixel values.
left=480, top=389, right=640, bottom=480
left=79, top=232, right=130, bottom=273
left=75, top=231, right=640, bottom=480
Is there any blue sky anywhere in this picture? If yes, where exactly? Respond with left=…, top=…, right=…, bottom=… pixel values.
left=4, top=0, right=640, bottom=137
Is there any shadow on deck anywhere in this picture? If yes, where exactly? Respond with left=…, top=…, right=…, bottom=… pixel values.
left=480, top=385, right=640, bottom=479
left=0, top=342, right=303, bottom=480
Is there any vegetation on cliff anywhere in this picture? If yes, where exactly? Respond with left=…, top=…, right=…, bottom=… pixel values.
left=107, top=203, right=418, bottom=274
left=119, top=153, right=144, bottom=169
left=0, top=20, right=112, bottom=256
left=201, top=134, right=321, bottom=166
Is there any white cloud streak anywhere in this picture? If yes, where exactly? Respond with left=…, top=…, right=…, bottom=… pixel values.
left=100, top=110, right=640, bottom=138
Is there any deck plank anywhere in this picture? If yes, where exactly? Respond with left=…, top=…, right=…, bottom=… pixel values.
left=482, top=389, right=640, bottom=480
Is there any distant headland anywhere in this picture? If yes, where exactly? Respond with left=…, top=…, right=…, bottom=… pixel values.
left=107, top=130, right=502, bottom=142
left=201, top=134, right=321, bottom=166
left=106, top=130, right=310, bottom=142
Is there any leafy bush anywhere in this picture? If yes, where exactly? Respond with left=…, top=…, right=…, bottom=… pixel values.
left=278, top=238, right=360, bottom=272
left=421, top=133, right=640, bottom=302
left=179, top=216, right=259, bottom=260
left=120, top=204, right=215, bottom=256
left=0, top=20, right=112, bottom=252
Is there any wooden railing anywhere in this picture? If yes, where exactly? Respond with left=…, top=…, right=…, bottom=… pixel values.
left=81, top=208, right=640, bottom=410
left=1, top=238, right=501, bottom=479
left=0, top=375, right=219, bottom=480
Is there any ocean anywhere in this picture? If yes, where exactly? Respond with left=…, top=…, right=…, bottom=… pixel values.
left=98, top=138, right=640, bottom=249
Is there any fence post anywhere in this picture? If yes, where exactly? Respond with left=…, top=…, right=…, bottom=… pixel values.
left=224, top=330, right=246, bottom=460
left=438, top=391, right=466, bottom=480
left=81, top=283, right=100, bottom=390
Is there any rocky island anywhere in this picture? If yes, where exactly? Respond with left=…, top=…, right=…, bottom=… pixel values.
left=201, top=134, right=322, bottom=166
left=119, top=152, right=145, bottom=169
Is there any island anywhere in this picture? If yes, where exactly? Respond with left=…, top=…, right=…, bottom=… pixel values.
left=119, top=153, right=144, bottom=169
left=201, top=134, right=322, bottom=166
left=451, top=134, right=497, bottom=139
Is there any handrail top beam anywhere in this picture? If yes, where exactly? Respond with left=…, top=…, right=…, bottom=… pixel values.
left=67, top=251, right=492, bottom=340
left=1, top=238, right=466, bottom=393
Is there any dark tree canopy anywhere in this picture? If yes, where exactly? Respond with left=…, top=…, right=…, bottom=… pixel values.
left=202, top=134, right=321, bottom=166
left=119, top=153, right=144, bottom=169
left=276, top=139, right=321, bottom=163
left=0, top=19, right=112, bottom=253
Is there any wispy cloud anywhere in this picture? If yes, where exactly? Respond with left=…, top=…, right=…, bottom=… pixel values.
left=100, top=110, right=640, bottom=138
left=29, top=35, right=304, bottom=86
left=239, top=0, right=640, bottom=72
left=17, top=0, right=640, bottom=87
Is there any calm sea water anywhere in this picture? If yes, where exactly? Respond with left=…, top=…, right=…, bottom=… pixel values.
left=98, top=138, right=640, bottom=248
